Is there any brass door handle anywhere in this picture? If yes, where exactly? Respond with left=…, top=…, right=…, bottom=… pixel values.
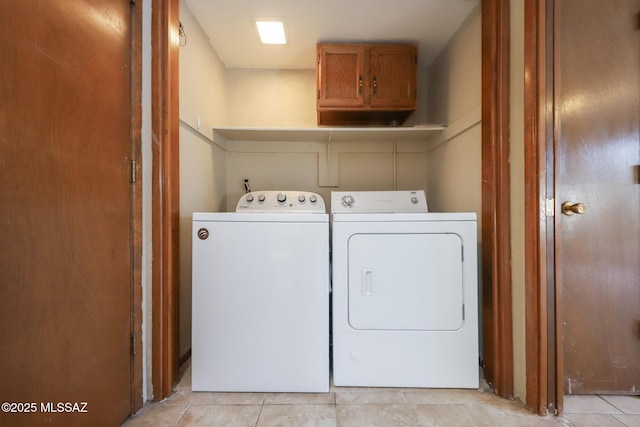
left=561, top=201, right=587, bottom=216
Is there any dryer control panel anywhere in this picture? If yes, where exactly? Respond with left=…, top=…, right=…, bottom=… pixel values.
left=236, top=191, right=326, bottom=213
left=331, top=190, right=428, bottom=213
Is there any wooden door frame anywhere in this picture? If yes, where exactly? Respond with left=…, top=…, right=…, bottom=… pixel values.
left=130, top=0, right=144, bottom=413
left=524, top=0, right=562, bottom=415
left=481, top=0, right=514, bottom=400
left=151, top=0, right=181, bottom=401
left=151, top=0, right=516, bottom=404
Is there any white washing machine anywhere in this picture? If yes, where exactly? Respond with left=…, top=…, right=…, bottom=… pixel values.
left=192, top=191, right=329, bottom=392
left=331, top=190, right=479, bottom=388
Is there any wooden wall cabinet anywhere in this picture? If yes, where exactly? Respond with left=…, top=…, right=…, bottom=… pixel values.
left=316, top=43, right=417, bottom=126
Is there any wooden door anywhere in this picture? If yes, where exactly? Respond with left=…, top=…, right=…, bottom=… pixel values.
left=317, top=44, right=366, bottom=107
left=557, top=0, right=640, bottom=395
left=369, top=45, right=417, bottom=109
left=0, top=1, right=135, bottom=426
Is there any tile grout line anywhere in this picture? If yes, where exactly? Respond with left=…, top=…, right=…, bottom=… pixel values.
left=170, top=403, right=191, bottom=427
left=253, top=393, right=266, bottom=427
left=402, top=389, right=422, bottom=427
left=172, top=386, right=196, bottom=427
left=599, top=395, right=640, bottom=415
left=603, top=395, right=630, bottom=415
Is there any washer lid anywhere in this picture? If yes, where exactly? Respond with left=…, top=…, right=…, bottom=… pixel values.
left=236, top=191, right=326, bottom=213
left=331, top=190, right=428, bottom=213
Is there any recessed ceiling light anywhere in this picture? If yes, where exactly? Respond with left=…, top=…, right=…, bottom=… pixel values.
left=254, top=18, right=287, bottom=45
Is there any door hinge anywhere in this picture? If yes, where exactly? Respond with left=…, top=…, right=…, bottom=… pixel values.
left=130, top=332, right=137, bottom=356
left=130, top=159, right=136, bottom=184
left=317, top=90, right=320, bottom=100
left=545, top=198, right=555, bottom=217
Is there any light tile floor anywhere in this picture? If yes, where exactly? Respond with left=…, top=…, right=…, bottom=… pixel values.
left=122, top=363, right=640, bottom=427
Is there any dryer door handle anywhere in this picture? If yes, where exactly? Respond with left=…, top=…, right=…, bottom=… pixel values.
left=362, top=269, right=374, bottom=296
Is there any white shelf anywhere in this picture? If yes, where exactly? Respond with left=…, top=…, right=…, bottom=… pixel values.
left=212, top=125, right=445, bottom=144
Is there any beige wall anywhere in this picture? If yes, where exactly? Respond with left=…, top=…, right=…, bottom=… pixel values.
left=426, top=6, right=481, bottom=215
left=221, top=67, right=431, bottom=210
left=224, top=140, right=429, bottom=210
left=178, top=0, right=228, bottom=358
left=510, top=0, right=526, bottom=402
left=226, top=69, right=317, bottom=127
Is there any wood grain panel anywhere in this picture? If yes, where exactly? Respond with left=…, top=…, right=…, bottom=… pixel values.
left=151, top=0, right=181, bottom=401
left=0, top=0, right=137, bottom=425
left=557, top=0, right=640, bottom=395
left=317, top=44, right=366, bottom=107
left=481, top=0, right=513, bottom=399
left=369, top=45, right=417, bottom=109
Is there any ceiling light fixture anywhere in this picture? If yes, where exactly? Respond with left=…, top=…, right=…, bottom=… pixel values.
left=254, top=18, right=287, bottom=44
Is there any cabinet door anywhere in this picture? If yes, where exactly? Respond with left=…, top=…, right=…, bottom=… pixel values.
left=369, top=45, right=417, bottom=109
left=317, top=44, right=366, bottom=107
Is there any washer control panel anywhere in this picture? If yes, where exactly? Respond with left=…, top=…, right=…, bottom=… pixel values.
left=331, top=190, right=428, bottom=213
left=236, top=191, right=326, bottom=213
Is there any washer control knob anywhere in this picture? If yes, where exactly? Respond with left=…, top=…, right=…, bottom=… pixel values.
left=258, top=194, right=265, bottom=202
left=411, top=197, right=418, bottom=204
left=277, top=192, right=287, bottom=203
left=246, top=194, right=254, bottom=202
left=342, top=195, right=355, bottom=207
left=310, top=195, right=317, bottom=203
left=298, top=194, right=306, bottom=203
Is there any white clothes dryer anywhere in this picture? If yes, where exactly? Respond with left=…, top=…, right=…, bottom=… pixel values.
left=192, top=191, right=329, bottom=392
left=331, top=190, right=479, bottom=388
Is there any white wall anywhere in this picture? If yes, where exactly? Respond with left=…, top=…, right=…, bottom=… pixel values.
left=178, top=0, right=228, bottom=359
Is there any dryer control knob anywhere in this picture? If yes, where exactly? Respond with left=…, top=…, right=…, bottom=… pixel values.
left=277, top=192, right=287, bottom=203
left=298, top=194, right=306, bottom=202
left=258, top=194, right=265, bottom=202
left=310, top=195, right=317, bottom=203
left=246, top=194, right=254, bottom=202
left=411, top=197, right=418, bottom=204
left=342, top=195, right=355, bottom=207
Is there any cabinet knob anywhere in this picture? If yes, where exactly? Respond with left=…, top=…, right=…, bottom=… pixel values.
left=359, top=75, right=363, bottom=95
left=372, top=75, right=377, bottom=95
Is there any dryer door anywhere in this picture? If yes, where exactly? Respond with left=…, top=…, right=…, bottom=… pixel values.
left=348, top=233, right=464, bottom=331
